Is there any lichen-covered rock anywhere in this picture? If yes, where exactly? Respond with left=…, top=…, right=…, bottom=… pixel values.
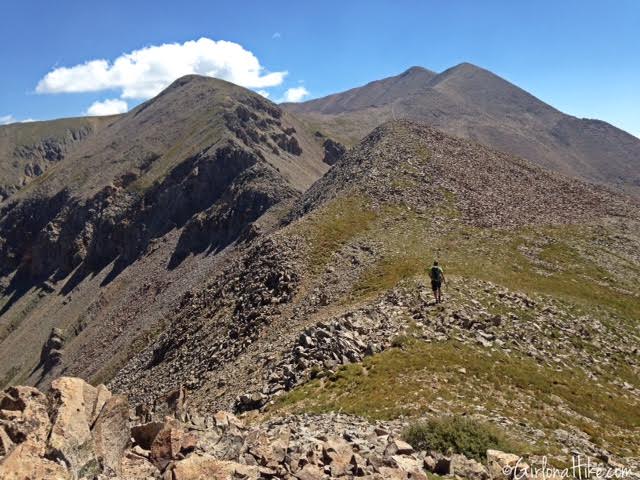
left=47, top=377, right=100, bottom=476
left=0, top=385, right=51, bottom=447
left=0, top=441, right=72, bottom=480
left=92, top=395, right=130, bottom=475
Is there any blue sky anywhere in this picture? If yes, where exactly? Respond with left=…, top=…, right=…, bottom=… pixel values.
left=1, top=0, right=639, bottom=137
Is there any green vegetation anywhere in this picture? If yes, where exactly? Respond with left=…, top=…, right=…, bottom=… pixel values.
left=286, top=188, right=640, bottom=457
left=297, top=195, right=377, bottom=271
left=272, top=340, right=640, bottom=455
left=403, top=417, right=517, bottom=461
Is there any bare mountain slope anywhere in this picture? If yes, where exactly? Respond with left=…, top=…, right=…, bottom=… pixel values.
left=0, top=75, right=327, bottom=390
left=285, top=63, right=640, bottom=196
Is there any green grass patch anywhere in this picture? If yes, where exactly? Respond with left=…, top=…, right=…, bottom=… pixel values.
left=297, top=195, right=377, bottom=271
left=271, top=340, right=640, bottom=455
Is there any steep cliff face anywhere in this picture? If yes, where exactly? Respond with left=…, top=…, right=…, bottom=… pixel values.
left=0, top=75, right=326, bottom=390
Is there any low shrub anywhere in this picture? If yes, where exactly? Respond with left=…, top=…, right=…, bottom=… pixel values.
left=402, top=416, right=516, bottom=461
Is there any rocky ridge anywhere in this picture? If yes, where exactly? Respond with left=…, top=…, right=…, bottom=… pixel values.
left=296, top=121, right=636, bottom=228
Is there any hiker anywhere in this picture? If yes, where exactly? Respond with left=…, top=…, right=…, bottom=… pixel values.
left=429, top=261, right=445, bottom=303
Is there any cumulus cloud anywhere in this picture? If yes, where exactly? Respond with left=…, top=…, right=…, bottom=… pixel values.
left=256, top=90, right=270, bottom=98
left=281, top=86, right=309, bottom=103
left=36, top=37, right=287, bottom=101
left=86, top=98, right=129, bottom=116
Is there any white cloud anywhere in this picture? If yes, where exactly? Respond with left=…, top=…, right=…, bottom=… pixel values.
left=255, top=89, right=270, bottom=98
left=281, top=86, right=309, bottom=103
left=0, top=115, right=37, bottom=125
left=86, top=98, right=129, bottom=116
left=36, top=37, right=287, bottom=101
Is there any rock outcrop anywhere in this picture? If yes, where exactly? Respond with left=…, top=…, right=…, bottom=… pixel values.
left=322, top=138, right=346, bottom=165
left=38, top=328, right=66, bottom=376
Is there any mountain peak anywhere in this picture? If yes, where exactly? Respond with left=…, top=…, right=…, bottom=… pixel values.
left=450, top=61, right=482, bottom=70
left=400, top=65, right=436, bottom=77
left=432, top=62, right=490, bottom=81
left=160, top=74, right=239, bottom=95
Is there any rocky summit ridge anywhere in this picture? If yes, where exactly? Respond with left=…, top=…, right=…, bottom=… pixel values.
left=1, top=73, right=640, bottom=479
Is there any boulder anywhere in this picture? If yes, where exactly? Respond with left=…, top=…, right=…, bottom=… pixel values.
left=92, top=395, right=130, bottom=475
left=47, top=377, right=100, bottom=476
left=121, top=450, right=160, bottom=479
left=213, top=410, right=244, bottom=430
left=322, top=437, right=354, bottom=476
left=376, top=465, right=410, bottom=479
left=294, top=463, right=325, bottom=480
left=169, top=454, right=257, bottom=480
left=91, top=384, right=113, bottom=424
left=450, top=453, right=489, bottom=480
left=39, top=328, right=66, bottom=374
left=150, top=420, right=184, bottom=470
left=0, top=385, right=51, bottom=447
left=384, top=438, right=414, bottom=456
left=390, top=454, right=427, bottom=477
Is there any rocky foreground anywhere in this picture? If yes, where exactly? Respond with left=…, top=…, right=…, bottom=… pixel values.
left=1, top=376, right=546, bottom=480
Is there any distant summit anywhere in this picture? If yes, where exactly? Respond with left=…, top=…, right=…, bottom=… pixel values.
left=284, top=63, right=640, bottom=197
